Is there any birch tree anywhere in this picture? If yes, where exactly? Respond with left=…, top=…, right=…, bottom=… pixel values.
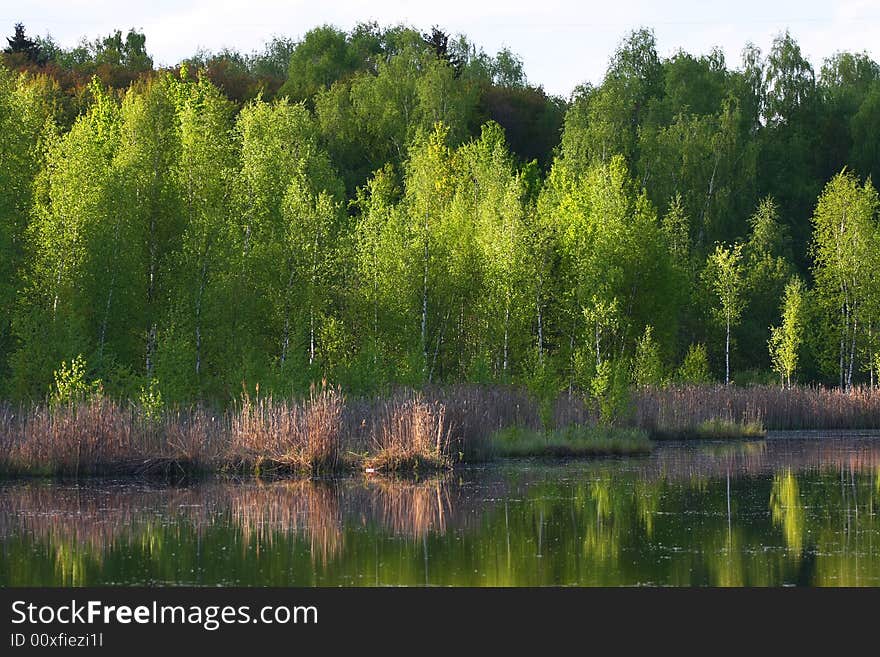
left=167, top=70, right=236, bottom=395
left=810, top=170, right=878, bottom=390
left=0, top=67, right=51, bottom=390
left=115, top=75, right=181, bottom=381
left=769, top=277, right=806, bottom=388
left=705, top=242, right=746, bottom=384
left=234, top=96, right=342, bottom=388
left=15, top=79, right=120, bottom=393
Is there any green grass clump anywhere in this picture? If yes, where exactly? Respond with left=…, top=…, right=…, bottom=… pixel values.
left=491, top=424, right=652, bottom=458
left=650, top=418, right=766, bottom=441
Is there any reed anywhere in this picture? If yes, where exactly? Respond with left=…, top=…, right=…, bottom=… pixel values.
left=3, top=383, right=879, bottom=478
left=363, top=395, right=452, bottom=472
left=230, top=384, right=344, bottom=475
left=633, top=384, right=880, bottom=433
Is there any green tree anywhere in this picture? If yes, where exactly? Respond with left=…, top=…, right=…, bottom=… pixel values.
left=633, top=325, right=664, bottom=386
left=115, top=75, right=182, bottom=381
left=676, top=343, right=712, bottom=384
left=13, top=79, right=121, bottom=395
left=4, top=23, right=43, bottom=63
left=0, top=66, right=51, bottom=391
left=705, top=242, right=746, bottom=384
left=279, top=26, right=361, bottom=103
left=769, top=277, right=806, bottom=388
left=810, top=169, right=879, bottom=389
left=162, top=70, right=236, bottom=398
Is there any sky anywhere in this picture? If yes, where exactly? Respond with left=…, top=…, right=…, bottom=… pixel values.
left=4, top=0, right=880, bottom=98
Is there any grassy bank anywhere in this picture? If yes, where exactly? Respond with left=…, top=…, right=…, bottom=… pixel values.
left=491, top=425, right=652, bottom=457
left=649, top=419, right=766, bottom=441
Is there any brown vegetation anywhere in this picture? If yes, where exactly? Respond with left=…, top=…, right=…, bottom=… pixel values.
left=2, top=383, right=878, bottom=478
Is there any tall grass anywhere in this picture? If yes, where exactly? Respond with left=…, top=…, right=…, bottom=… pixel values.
left=364, top=396, right=452, bottom=472
left=633, top=384, right=880, bottom=433
left=0, top=386, right=450, bottom=477
left=230, top=384, right=344, bottom=475
left=3, top=383, right=879, bottom=478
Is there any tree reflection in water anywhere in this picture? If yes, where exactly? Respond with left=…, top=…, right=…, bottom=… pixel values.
left=1, top=438, right=879, bottom=586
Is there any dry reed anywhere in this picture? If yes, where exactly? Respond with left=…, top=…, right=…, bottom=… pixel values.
left=3, top=383, right=879, bottom=478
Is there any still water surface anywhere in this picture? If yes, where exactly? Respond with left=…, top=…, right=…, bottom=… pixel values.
left=1, top=437, right=878, bottom=586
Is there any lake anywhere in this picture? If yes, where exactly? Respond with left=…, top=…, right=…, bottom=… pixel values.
left=1, top=436, right=878, bottom=586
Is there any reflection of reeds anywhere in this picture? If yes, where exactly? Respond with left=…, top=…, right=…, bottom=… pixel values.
left=0, top=475, right=457, bottom=566
left=228, top=480, right=343, bottom=565
left=366, top=476, right=451, bottom=538
left=636, top=438, right=880, bottom=481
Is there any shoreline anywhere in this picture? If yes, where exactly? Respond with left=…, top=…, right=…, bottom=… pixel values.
left=6, top=382, right=880, bottom=479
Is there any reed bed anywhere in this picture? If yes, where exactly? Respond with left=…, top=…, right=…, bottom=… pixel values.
left=230, top=385, right=344, bottom=475
left=0, top=387, right=451, bottom=477
left=3, top=383, right=880, bottom=478
left=363, top=396, right=452, bottom=472
left=633, top=384, right=880, bottom=434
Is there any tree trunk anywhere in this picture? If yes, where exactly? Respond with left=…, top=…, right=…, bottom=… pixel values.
left=194, top=257, right=208, bottom=377
left=725, top=309, right=731, bottom=385
left=502, top=295, right=510, bottom=375
left=421, top=213, right=429, bottom=375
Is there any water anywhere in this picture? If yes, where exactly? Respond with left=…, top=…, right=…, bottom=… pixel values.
left=1, top=437, right=878, bottom=586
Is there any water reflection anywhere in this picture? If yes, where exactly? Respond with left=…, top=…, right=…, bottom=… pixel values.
left=1, top=437, right=879, bottom=586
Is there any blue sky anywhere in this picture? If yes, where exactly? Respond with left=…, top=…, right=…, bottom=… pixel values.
left=4, top=0, right=880, bottom=97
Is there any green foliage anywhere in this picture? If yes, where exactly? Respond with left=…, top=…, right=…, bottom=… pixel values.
left=769, top=277, right=807, bottom=387
left=704, top=242, right=746, bottom=383
left=590, top=359, right=631, bottom=426
left=50, top=355, right=101, bottom=406
left=5, top=24, right=880, bottom=400
left=137, top=378, right=164, bottom=423
left=633, top=325, right=664, bottom=386
left=810, top=170, right=879, bottom=389
left=676, top=344, right=712, bottom=384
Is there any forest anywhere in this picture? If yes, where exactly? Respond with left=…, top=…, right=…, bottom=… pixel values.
left=3, top=20, right=880, bottom=407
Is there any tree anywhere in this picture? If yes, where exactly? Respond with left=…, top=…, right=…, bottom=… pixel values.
left=279, top=26, right=360, bottom=103
left=543, top=155, right=678, bottom=389
left=676, top=343, right=712, bottom=384
left=13, top=78, right=122, bottom=394
left=422, top=26, right=462, bottom=73
left=453, top=122, right=526, bottom=378
left=561, top=29, right=662, bottom=170
left=705, top=243, right=746, bottom=384
left=764, top=31, right=815, bottom=126
left=769, top=277, right=806, bottom=388
left=402, top=123, right=457, bottom=380
left=115, top=75, right=183, bottom=381
left=741, top=196, right=793, bottom=368
left=4, top=23, right=43, bottom=63
left=0, top=65, right=52, bottom=392
left=92, top=29, right=152, bottom=71
left=163, top=70, right=237, bottom=397
left=810, top=169, right=879, bottom=390
left=851, top=83, right=880, bottom=185
left=633, top=325, right=664, bottom=386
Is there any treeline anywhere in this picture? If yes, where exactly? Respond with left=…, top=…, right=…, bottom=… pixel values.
left=2, top=23, right=880, bottom=403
